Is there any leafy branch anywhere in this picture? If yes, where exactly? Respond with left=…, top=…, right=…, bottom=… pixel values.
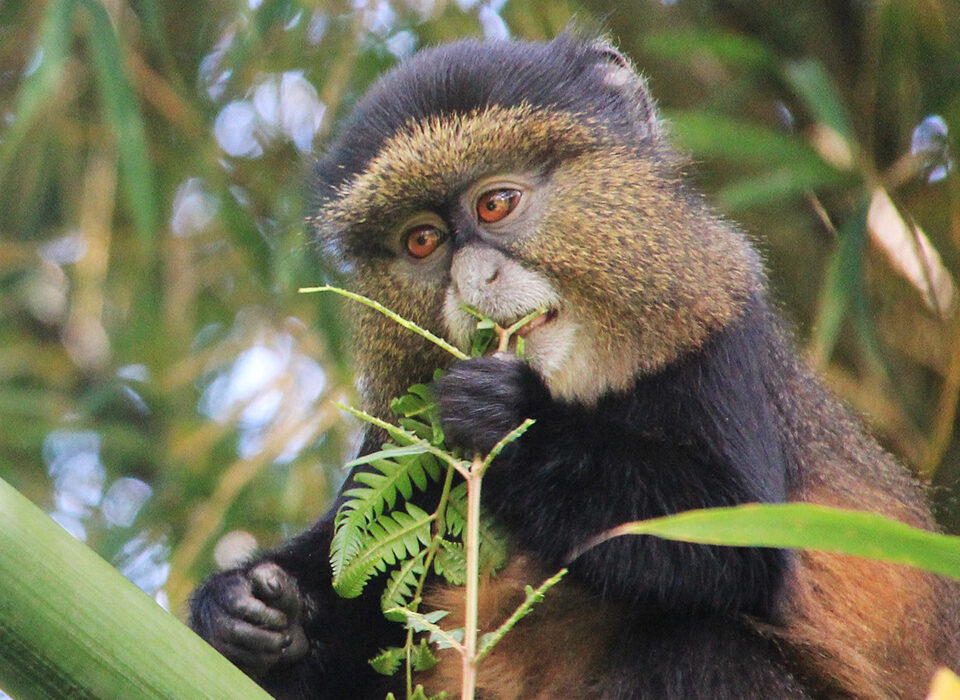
left=303, top=285, right=558, bottom=700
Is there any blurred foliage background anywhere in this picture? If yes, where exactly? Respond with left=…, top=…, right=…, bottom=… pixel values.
left=0, top=0, right=957, bottom=630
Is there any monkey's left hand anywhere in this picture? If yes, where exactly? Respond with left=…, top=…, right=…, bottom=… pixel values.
left=436, top=355, right=544, bottom=456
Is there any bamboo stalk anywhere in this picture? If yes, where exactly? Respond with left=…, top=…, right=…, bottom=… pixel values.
left=0, top=476, right=268, bottom=700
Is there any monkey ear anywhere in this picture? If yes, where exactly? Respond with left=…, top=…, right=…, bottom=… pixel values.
left=591, top=39, right=660, bottom=141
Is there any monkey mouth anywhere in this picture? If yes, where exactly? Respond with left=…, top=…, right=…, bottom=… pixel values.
left=514, top=309, right=558, bottom=338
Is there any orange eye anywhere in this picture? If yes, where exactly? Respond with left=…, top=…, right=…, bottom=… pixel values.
left=405, top=224, right=444, bottom=259
left=477, top=188, right=521, bottom=223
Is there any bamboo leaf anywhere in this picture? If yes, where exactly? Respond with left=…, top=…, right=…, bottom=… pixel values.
left=77, top=0, right=158, bottom=244
left=811, top=197, right=870, bottom=363
left=0, top=477, right=269, bottom=699
left=665, top=111, right=835, bottom=171
left=0, top=0, right=73, bottom=178
left=578, top=503, right=960, bottom=581
left=784, top=59, right=859, bottom=154
left=715, top=166, right=848, bottom=212
left=644, top=30, right=778, bottom=72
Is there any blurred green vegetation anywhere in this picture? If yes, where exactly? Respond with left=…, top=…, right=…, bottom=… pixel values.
left=0, top=0, right=957, bottom=625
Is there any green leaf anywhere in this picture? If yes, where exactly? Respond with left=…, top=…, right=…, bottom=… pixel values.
left=644, top=30, right=778, bottom=72
left=391, top=392, right=429, bottom=418
left=381, top=553, right=427, bottom=619
left=344, top=444, right=433, bottom=471
left=715, top=166, right=848, bottom=211
left=399, top=417, right=435, bottom=441
left=665, top=111, right=837, bottom=171
left=583, top=503, right=960, bottom=581
left=470, top=327, right=496, bottom=357
left=434, top=540, right=466, bottom=586
left=482, top=419, right=535, bottom=472
left=0, top=477, right=269, bottom=699
left=445, top=484, right=468, bottom=538
left=411, top=638, right=438, bottom=672
left=300, top=287, right=468, bottom=360
left=0, top=0, right=73, bottom=178
left=369, top=646, right=405, bottom=676
left=784, top=59, right=859, bottom=152
left=475, top=568, right=567, bottom=662
left=411, top=684, right=446, bottom=700
left=334, top=448, right=441, bottom=583
left=811, top=197, right=870, bottom=363
left=386, top=608, right=463, bottom=651
left=219, top=193, right=274, bottom=285
left=77, top=0, right=158, bottom=244
left=332, top=503, right=434, bottom=599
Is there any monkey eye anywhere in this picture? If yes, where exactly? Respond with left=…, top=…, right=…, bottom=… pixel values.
left=476, top=188, right=521, bottom=224
left=405, top=224, right=444, bottom=259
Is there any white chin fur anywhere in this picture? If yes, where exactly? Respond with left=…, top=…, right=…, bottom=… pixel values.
left=444, top=289, right=640, bottom=406
left=442, top=246, right=641, bottom=404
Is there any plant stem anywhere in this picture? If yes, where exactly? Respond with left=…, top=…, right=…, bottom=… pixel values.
left=300, top=285, right=468, bottom=360
left=461, top=454, right=484, bottom=700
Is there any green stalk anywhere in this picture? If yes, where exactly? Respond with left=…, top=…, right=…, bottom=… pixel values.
left=0, top=477, right=269, bottom=700
left=460, top=455, right=484, bottom=700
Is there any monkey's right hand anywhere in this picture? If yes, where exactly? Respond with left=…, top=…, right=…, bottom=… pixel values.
left=190, top=561, right=309, bottom=677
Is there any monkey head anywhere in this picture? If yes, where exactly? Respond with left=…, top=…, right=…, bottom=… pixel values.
left=313, top=36, right=765, bottom=410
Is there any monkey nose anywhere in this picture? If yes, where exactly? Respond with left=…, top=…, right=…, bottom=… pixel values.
left=451, top=245, right=506, bottom=294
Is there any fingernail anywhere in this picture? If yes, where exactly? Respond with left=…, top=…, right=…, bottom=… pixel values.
left=281, top=635, right=292, bottom=648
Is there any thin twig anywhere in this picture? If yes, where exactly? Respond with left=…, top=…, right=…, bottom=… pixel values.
left=475, top=568, right=568, bottom=663
left=300, top=286, right=468, bottom=360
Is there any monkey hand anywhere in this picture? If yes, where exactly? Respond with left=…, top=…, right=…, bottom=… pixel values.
left=436, top=354, right=541, bottom=456
left=190, top=561, right=309, bottom=678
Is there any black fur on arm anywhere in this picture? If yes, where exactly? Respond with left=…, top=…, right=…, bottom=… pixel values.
left=437, top=300, right=792, bottom=619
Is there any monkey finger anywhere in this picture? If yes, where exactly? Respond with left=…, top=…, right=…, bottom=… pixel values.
left=282, top=624, right=309, bottom=661
left=227, top=593, right=288, bottom=630
left=249, top=562, right=302, bottom=619
left=215, top=617, right=292, bottom=655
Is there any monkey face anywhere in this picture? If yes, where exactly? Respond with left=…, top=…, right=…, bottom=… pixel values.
left=313, top=39, right=764, bottom=410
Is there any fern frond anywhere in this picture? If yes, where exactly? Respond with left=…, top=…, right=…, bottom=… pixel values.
left=343, top=443, right=434, bottom=471
left=332, top=446, right=440, bottom=582
left=381, top=551, right=427, bottom=618
left=445, top=483, right=467, bottom=538
left=342, top=455, right=418, bottom=519
left=385, top=608, right=463, bottom=651
left=476, top=568, right=568, bottom=662
left=329, top=506, right=367, bottom=581
left=411, top=638, right=438, bottom=672
left=333, top=503, right=434, bottom=599
left=434, top=539, right=466, bottom=586
left=369, top=646, right=406, bottom=676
